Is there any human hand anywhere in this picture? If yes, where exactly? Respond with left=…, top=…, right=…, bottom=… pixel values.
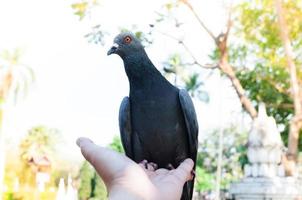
left=76, top=137, right=194, bottom=200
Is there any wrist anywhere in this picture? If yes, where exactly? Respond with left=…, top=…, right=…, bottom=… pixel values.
left=108, top=185, right=160, bottom=200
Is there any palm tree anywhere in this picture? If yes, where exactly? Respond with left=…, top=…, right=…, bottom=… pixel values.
left=0, top=49, right=34, bottom=199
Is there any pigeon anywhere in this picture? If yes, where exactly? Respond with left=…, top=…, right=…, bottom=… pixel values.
left=107, top=32, right=199, bottom=200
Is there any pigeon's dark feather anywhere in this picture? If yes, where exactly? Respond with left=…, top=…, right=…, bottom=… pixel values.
left=179, top=89, right=199, bottom=160
left=179, top=89, right=199, bottom=200
left=118, top=97, right=133, bottom=158
left=110, top=32, right=199, bottom=200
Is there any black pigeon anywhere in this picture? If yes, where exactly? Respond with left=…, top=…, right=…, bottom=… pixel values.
left=107, top=32, right=199, bottom=200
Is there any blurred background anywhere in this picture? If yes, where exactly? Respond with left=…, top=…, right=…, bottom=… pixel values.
left=0, top=0, right=301, bottom=199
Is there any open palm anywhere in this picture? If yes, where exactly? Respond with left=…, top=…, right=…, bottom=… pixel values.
left=139, top=160, right=194, bottom=200
left=77, top=137, right=194, bottom=200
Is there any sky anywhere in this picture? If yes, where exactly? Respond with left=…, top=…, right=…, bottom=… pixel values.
left=0, top=0, right=247, bottom=162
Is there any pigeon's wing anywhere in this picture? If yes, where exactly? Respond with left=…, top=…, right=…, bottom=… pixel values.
left=179, top=89, right=199, bottom=200
left=178, top=89, right=199, bottom=160
left=119, top=97, right=133, bottom=158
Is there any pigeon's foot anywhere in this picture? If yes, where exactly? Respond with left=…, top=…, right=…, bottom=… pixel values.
left=166, top=163, right=175, bottom=170
left=149, top=162, right=158, bottom=170
left=191, top=169, right=196, bottom=178
left=139, top=160, right=158, bottom=171
left=139, top=160, right=148, bottom=169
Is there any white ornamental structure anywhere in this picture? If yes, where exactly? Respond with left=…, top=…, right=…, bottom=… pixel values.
left=245, top=103, right=285, bottom=178
left=56, top=175, right=78, bottom=200
left=230, top=103, right=302, bottom=200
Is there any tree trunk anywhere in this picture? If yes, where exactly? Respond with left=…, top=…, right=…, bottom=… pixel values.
left=275, top=0, right=302, bottom=176
left=217, top=34, right=258, bottom=119
left=0, top=69, right=13, bottom=199
left=0, top=108, right=4, bottom=200
left=219, top=57, right=258, bottom=119
left=182, top=0, right=301, bottom=176
left=181, top=0, right=258, bottom=119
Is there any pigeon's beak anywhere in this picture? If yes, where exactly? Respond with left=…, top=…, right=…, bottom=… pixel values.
left=107, top=43, right=119, bottom=55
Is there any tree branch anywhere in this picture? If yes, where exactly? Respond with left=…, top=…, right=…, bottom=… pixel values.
left=180, top=0, right=217, bottom=42
left=275, top=0, right=302, bottom=175
left=156, top=30, right=217, bottom=69
left=220, top=62, right=258, bottom=119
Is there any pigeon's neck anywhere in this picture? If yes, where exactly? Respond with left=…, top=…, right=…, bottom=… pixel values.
left=122, top=51, right=167, bottom=88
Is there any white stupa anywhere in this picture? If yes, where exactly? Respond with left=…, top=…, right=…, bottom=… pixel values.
left=56, top=178, right=65, bottom=200
left=230, top=103, right=302, bottom=200
left=66, top=175, right=78, bottom=200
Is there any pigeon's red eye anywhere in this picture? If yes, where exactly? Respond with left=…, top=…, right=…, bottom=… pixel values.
left=124, top=36, right=132, bottom=44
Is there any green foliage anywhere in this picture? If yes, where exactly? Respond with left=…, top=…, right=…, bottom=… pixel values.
left=18, top=126, right=61, bottom=185
left=91, top=173, right=107, bottom=199
left=163, top=54, right=208, bottom=101
left=71, top=2, right=88, bottom=20
left=78, top=161, right=94, bottom=200
left=77, top=136, right=126, bottom=200
left=195, top=166, right=215, bottom=192
left=78, top=161, right=107, bottom=200
left=0, top=49, right=35, bottom=104
left=85, top=25, right=106, bottom=45
left=233, top=0, right=302, bottom=85
left=237, top=65, right=293, bottom=142
left=19, top=126, right=60, bottom=162
left=3, top=192, right=14, bottom=200
left=196, top=126, right=247, bottom=190
left=230, top=0, right=302, bottom=147
left=109, top=136, right=124, bottom=153
left=71, top=0, right=99, bottom=20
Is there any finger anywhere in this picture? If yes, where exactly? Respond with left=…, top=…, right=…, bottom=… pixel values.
left=191, top=170, right=196, bottom=179
left=149, top=162, right=158, bottom=170
left=76, top=137, right=133, bottom=183
left=138, top=160, right=156, bottom=171
left=166, top=163, right=175, bottom=170
left=76, top=137, right=99, bottom=165
left=146, top=163, right=156, bottom=171
left=155, top=168, right=169, bottom=175
left=138, top=160, right=148, bottom=169
left=174, top=159, right=194, bottom=182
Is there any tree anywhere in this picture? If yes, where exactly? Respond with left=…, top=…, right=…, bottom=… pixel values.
left=109, top=135, right=124, bottom=153
left=70, top=0, right=302, bottom=181
left=69, top=1, right=257, bottom=197
left=77, top=136, right=125, bottom=200
left=156, top=0, right=302, bottom=176
left=18, top=126, right=61, bottom=185
left=179, top=0, right=258, bottom=119
left=90, top=173, right=107, bottom=200
left=232, top=0, right=302, bottom=175
left=196, top=127, right=247, bottom=192
left=78, top=161, right=107, bottom=200
left=78, top=161, right=94, bottom=200
left=0, top=49, right=34, bottom=199
left=275, top=0, right=302, bottom=175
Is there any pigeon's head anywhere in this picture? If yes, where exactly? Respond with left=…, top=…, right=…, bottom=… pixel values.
left=107, top=32, right=144, bottom=58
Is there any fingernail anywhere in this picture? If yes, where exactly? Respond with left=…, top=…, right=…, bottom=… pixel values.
left=76, top=138, right=84, bottom=147
left=76, top=137, right=93, bottom=148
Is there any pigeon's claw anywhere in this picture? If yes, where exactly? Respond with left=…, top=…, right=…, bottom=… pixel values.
left=166, top=163, right=175, bottom=170
left=139, top=160, right=148, bottom=169
left=149, top=162, right=158, bottom=170
left=191, top=169, right=196, bottom=179
left=139, top=160, right=158, bottom=171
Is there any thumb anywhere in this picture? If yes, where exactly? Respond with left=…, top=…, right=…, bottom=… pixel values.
left=76, top=137, right=102, bottom=166
left=76, top=137, right=116, bottom=184
left=76, top=137, right=133, bottom=185
left=174, top=159, right=194, bottom=183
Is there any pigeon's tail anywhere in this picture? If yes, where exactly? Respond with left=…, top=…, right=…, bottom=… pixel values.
left=181, top=179, right=195, bottom=200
